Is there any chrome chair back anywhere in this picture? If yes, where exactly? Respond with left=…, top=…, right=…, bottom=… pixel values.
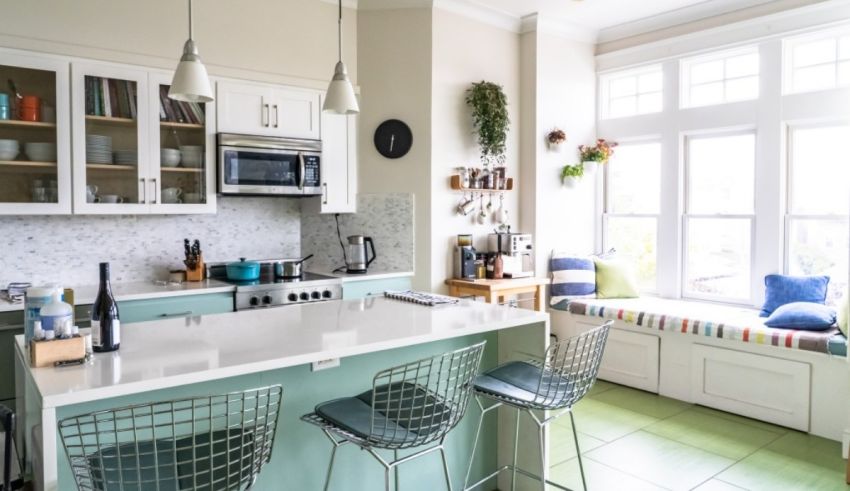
left=58, top=385, right=283, bottom=491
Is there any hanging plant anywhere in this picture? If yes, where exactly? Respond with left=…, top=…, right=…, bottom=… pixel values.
left=579, top=138, right=618, bottom=163
left=547, top=128, right=567, bottom=145
left=561, top=163, right=584, bottom=187
left=466, top=81, right=509, bottom=168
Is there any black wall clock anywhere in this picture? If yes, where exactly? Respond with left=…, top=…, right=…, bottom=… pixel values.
left=374, top=119, right=413, bottom=159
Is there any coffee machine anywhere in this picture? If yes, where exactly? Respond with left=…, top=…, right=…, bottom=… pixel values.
left=487, top=232, right=534, bottom=278
left=453, top=245, right=477, bottom=279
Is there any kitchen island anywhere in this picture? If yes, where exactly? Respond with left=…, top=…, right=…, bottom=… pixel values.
left=15, top=296, right=549, bottom=491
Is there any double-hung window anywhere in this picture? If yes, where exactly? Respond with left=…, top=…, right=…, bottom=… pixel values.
left=600, top=65, right=663, bottom=119
left=684, top=132, right=756, bottom=302
left=681, top=47, right=759, bottom=108
left=785, top=31, right=850, bottom=93
left=786, top=124, right=850, bottom=304
left=603, top=141, right=662, bottom=291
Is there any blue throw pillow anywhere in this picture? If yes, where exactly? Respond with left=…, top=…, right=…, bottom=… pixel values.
left=550, top=253, right=596, bottom=309
left=760, top=274, right=829, bottom=317
left=764, top=302, right=837, bottom=330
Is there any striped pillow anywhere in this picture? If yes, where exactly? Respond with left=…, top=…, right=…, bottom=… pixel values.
left=550, top=253, right=596, bottom=309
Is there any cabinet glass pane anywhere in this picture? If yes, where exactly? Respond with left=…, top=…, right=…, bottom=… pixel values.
left=84, top=76, right=139, bottom=205
left=0, top=64, right=59, bottom=204
left=158, top=84, right=207, bottom=205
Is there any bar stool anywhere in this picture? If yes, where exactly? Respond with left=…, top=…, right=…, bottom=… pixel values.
left=301, top=341, right=486, bottom=491
left=464, top=321, right=612, bottom=491
left=58, top=385, right=283, bottom=491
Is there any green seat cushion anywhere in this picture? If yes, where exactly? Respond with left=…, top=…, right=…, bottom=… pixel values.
left=594, top=258, right=639, bottom=299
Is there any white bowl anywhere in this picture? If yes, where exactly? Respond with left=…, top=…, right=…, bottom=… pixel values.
left=161, top=152, right=181, bottom=167
left=0, top=149, right=18, bottom=160
left=0, top=139, right=19, bottom=148
left=25, top=142, right=56, bottom=162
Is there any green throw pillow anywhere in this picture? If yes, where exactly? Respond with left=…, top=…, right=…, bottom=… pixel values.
left=594, top=258, right=639, bottom=299
left=838, top=291, right=849, bottom=337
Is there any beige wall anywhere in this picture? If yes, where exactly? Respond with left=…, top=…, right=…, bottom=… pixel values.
left=429, top=8, right=520, bottom=292
left=0, top=0, right=356, bottom=88
left=357, top=8, right=433, bottom=290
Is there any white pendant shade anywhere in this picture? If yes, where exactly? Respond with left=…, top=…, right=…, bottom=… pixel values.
left=169, top=56, right=213, bottom=103
left=323, top=61, right=359, bottom=114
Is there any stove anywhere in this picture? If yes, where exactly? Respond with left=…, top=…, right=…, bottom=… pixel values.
left=207, top=260, right=343, bottom=311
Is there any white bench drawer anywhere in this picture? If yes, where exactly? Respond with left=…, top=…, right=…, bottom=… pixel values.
left=691, top=344, right=810, bottom=431
left=575, top=320, right=660, bottom=392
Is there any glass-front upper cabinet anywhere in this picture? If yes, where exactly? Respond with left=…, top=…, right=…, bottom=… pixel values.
left=71, top=62, right=149, bottom=214
left=0, top=50, right=71, bottom=214
left=147, top=71, right=215, bottom=213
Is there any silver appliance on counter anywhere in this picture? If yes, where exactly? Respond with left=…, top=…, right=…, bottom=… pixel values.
left=207, top=259, right=342, bottom=311
left=217, top=133, right=322, bottom=196
left=346, top=235, right=376, bottom=274
left=487, top=233, right=534, bottom=278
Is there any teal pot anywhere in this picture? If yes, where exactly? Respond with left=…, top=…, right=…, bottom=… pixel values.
left=226, top=258, right=261, bottom=281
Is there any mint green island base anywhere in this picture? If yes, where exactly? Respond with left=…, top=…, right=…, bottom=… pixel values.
left=15, top=298, right=549, bottom=491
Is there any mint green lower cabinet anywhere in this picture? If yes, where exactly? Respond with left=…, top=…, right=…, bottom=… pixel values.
left=342, top=276, right=412, bottom=300
left=117, top=293, right=234, bottom=324
left=54, top=332, right=502, bottom=491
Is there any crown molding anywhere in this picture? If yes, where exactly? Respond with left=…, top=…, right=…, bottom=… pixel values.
left=431, top=0, right=519, bottom=32
left=317, top=0, right=359, bottom=9
left=520, top=13, right=597, bottom=44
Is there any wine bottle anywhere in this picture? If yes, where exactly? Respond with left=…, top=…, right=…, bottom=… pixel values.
left=91, top=262, right=120, bottom=352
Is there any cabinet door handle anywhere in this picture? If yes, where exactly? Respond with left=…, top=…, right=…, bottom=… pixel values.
left=139, top=178, right=146, bottom=204
left=151, top=177, right=158, bottom=204
left=273, top=105, right=279, bottom=128
left=263, top=103, right=270, bottom=127
left=158, top=311, right=194, bottom=319
left=322, top=183, right=328, bottom=205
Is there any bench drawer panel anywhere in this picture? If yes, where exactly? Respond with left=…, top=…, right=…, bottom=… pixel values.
left=691, top=344, right=810, bottom=431
left=576, top=320, right=659, bottom=392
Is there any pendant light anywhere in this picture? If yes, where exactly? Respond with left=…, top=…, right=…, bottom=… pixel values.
left=169, top=0, right=214, bottom=103
left=323, top=0, right=359, bottom=114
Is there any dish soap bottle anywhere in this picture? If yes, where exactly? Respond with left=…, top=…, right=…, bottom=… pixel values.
left=39, top=289, right=73, bottom=339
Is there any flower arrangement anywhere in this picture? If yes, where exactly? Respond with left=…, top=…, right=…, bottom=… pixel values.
left=547, top=128, right=567, bottom=145
left=579, top=139, right=618, bottom=163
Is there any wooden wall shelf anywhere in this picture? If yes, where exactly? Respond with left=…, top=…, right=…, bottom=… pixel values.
left=85, top=115, right=136, bottom=125
left=450, top=175, right=513, bottom=192
left=0, top=120, right=56, bottom=129
left=161, top=167, right=203, bottom=173
left=160, top=121, right=204, bottom=130
left=86, top=163, right=135, bottom=171
left=0, top=160, right=57, bottom=168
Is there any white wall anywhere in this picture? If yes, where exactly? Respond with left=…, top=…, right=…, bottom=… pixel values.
left=430, top=8, right=520, bottom=292
left=357, top=8, right=433, bottom=290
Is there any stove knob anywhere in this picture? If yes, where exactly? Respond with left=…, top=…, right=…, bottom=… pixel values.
left=262, top=295, right=273, bottom=305
left=299, top=292, right=309, bottom=301
left=288, top=293, right=298, bottom=302
left=249, top=296, right=259, bottom=307
left=322, top=290, right=332, bottom=299
left=311, top=291, right=321, bottom=300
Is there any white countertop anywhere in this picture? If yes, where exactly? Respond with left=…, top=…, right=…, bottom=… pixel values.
left=315, top=270, right=414, bottom=283
left=0, top=280, right=236, bottom=313
left=16, top=297, right=548, bottom=408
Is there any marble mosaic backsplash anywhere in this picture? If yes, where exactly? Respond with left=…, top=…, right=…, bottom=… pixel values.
left=0, top=198, right=302, bottom=287
left=301, top=193, right=414, bottom=273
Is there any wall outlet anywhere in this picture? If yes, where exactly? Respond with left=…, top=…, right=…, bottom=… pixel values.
left=311, top=358, right=340, bottom=371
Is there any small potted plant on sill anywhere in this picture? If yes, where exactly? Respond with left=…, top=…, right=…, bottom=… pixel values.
left=466, top=81, right=509, bottom=169
left=546, top=128, right=567, bottom=152
left=579, top=138, right=617, bottom=174
left=561, top=163, right=584, bottom=188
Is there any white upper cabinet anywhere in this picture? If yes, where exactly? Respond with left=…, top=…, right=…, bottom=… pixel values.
left=216, top=80, right=320, bottom=140
left=0, top=50, right=71, bottom=215
left=303, top=109, right=357, bottom=214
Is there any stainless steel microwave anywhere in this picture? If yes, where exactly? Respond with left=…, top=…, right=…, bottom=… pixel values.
left=217, top=133, right=322, bottom=196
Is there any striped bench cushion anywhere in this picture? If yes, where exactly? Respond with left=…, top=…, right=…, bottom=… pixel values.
left=550, top=254, right=596, bottom=309
left=568, top=297, right=846, bottom=356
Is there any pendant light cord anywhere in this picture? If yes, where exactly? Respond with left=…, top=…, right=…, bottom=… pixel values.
left=337, top=0, right=343, bottom=63
left=188, top=0, right=194, bottom=41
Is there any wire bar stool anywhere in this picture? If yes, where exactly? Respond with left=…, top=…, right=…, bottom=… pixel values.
left=301, top=341, right=486, bottom=491
left=58, top=385, right=283, bottom=491
left=463, top=321, right=612, bottom=491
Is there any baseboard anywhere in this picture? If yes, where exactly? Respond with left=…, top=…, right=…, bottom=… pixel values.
left=843, top=430, right=849, bottom=459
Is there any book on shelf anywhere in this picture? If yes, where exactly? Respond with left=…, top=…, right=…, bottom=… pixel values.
left=101, top=78, right=111, bottom=117
left=83, top=76, right=137, bottom=119
left=158, top=86, right=204, bottom=125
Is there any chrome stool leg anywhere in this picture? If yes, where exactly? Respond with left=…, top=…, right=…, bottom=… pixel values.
left=569, top=411, right=587, bottom=491
left=463, top=396, right=503, bottom=491
left=320, top=429, right=347, bottom=491
left=511, top=407, right=521, bottom=491
left=536, top=412, right=546, bottom=491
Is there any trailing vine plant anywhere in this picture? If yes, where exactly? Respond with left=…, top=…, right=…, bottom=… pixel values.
left=465, top=81, right=509, bottom=168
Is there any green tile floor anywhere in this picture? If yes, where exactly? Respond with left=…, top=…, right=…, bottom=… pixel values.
left=547, top=381, right=849, bottom=491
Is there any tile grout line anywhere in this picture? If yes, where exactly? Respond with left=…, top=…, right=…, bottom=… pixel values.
left=688, top=426, right=787, bottom=490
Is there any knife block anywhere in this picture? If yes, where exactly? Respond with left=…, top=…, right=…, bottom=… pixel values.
left=185, top=254, right=205, bottom=282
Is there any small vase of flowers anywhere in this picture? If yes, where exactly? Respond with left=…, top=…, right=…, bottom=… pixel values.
left=561, top=163, right=584, bottom=187
left=546, top=128, right=567, bottom=152
left=579, top=138, right=617, bottom=164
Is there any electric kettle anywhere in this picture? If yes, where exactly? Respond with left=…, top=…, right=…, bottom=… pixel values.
left=347, top=235, right=376, bottom=274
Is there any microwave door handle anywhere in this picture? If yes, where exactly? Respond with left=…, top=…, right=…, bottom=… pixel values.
left=298, top=152, right=305, bottom=191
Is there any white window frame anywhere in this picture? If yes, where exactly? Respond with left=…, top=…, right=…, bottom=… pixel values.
left=783, top=28, right=850, bottom=95
left=602, top=138, right=662, bottom=293
left=783, top=121, right=850, bottom=294
left=680, top=46, right=760, bottom=108
left=599, top=64, right=663, bottom=120
left=682, top=129, right=757, bottom=305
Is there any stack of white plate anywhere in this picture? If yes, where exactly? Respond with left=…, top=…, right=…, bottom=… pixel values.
left=113, top=150, right=138, bottom=165
left=25, top=142, right=57, bottom=162
left=179, top=145, right=203, bottom=168
left=0, top=139, right=19, bottom=161
left=86, top=134, right=113, bottom=164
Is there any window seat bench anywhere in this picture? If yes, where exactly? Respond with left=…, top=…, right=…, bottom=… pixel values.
left=551, top=296, right=850, bottom=456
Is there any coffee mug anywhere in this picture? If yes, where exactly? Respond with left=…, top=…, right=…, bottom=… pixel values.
left=98, top=195, right=123, bottom=204
left=19, top=95, right=40, bottom=122
left=86, top=185, right=98, bottom=203
left=183, top=192, right=203, bottom=204
left=162, top=187, right=182, bottom=203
